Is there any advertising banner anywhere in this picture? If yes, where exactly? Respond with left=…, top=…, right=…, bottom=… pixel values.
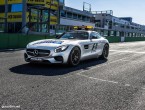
left=0, top=0, right=58, bottom=10
left=27, top=0, right=58, bottom=10
left=0, top=12, right=57, bottom=24
left=0, top=12, right=22, bottom=22
left=0, top=0, right=22, bottom=5
left=50, top=16, right=57, bottom=25
left=45, top=0, right=58, bottom=10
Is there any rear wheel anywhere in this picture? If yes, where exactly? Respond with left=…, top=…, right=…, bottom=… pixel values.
left=68, top=46, right=81, bottom=66
left=100, top=44, right=109, bottom=60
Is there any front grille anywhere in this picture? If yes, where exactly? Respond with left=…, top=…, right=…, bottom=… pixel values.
left=26, top=49, right=50, bottom=57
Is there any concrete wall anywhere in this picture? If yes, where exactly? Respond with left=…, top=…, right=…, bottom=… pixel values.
left=0, top=34, right=52, bottom=49
left=1, top=33, right=145, bottom=50
left=60, top=18, right=95, bottom=27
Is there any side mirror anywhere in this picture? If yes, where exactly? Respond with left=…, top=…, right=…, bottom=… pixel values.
left=55, top=32, right=65, bottom=39
left=56, top=35, right=60, bottom=39
left=90, top=36, right=93, bottom=41
left=90, top=36, right=95, bottom=39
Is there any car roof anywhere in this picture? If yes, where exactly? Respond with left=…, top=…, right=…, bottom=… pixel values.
left=71, top=30, right=98, bottom=34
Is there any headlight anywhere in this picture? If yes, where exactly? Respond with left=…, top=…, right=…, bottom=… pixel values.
left=54, top=45, right=69, bottom=53
left=26, top=44, right=30, bottom=48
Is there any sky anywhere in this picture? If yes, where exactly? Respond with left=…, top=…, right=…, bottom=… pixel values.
left=65, top=0, right=145, bottom=25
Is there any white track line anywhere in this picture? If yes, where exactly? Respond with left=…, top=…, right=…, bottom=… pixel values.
left=78, top=73, right=118, bottom=84
left=78, top=73, right=145, bottom=90
left=76, top=57, right=129, bottom=84
left=121, top=59, right=145, bottom=63
left=110, top=50, right=145, bottom=54
left=142, top=87, right=145, bottom=90
left=60, top=57, right=129, bottom=81
left=76, top=57, right=145, bottom=90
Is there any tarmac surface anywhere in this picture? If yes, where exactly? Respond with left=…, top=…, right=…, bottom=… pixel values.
left=0, top=41, right=145, bottom=110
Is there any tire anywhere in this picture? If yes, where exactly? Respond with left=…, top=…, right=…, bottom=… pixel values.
left=100, top=44, right=109, bottom=60
left=68, top=46, right=81, bottom=66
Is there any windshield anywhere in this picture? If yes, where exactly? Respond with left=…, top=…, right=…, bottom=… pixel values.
left=59, top=31, right=89, bottom=40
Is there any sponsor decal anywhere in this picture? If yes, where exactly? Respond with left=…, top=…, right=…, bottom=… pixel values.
left=92, top=43, right=98, bottom=52
left=33, top=40, right=64, bottom=45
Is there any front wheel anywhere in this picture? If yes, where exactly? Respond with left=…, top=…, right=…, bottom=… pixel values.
left=68, top=46, right=81, bottom=66
left=100, top=44, right=109, bottom=60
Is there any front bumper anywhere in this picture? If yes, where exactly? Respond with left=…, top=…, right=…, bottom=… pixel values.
left=24, top=47, right=72, bottom=64
left=24, top=53, right=64, bottom=64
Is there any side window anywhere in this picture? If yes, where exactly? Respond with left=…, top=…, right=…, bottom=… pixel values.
left=90, top=32, right=98, bottom=39
left=96, top=33, right=102, bottom=39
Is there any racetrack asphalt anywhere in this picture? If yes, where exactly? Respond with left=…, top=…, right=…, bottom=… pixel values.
left=0, top=41, right=145, bottom=110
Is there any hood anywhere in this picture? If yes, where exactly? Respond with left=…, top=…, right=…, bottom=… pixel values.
left=27, top=39, right=74, bottom=49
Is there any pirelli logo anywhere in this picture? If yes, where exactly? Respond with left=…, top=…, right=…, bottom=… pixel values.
left=27, top=0, right=45, bottom=4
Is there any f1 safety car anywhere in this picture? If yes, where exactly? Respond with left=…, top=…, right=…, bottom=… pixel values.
left=24, top=30, right=109, bottom=66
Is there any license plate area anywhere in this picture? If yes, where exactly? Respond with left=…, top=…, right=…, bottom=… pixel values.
left=31, top=58, right=43, bottom=62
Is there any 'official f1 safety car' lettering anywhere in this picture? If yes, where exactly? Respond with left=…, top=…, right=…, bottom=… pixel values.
left=33, top=40, right=64, bottom=45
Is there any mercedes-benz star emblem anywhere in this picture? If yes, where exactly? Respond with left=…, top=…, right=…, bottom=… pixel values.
left=33, top=50, right=39, bottom=56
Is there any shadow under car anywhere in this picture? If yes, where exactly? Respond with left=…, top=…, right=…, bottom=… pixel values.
left=9, top=58, right=108, bottom=76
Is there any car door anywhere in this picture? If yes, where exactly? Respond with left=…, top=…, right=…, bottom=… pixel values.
left=90, top=32, right=103, bottom=55
left=78, top=32, right=93, bottom=57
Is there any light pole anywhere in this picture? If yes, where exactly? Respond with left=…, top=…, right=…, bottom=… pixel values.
left=55, top=0, right=60, bottom=35
left=83, top=2, right=91, bottom=12
left=22, top=0, right=27, bottom=33
left=57, top=0, right=60, bottom=25
left=48, top=0, right=54, bottom=36
left=4, top=0, right=8, bottom=33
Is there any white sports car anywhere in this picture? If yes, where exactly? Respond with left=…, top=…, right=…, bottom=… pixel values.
left=24, top=30, right=109, bottom=66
